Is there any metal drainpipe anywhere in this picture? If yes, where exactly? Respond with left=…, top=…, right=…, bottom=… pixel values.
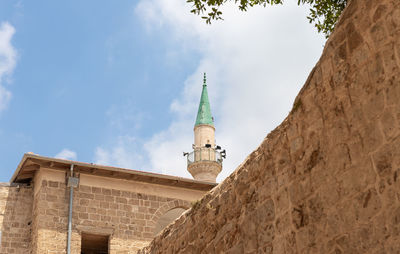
left=67, top=164, right=74, bottom=254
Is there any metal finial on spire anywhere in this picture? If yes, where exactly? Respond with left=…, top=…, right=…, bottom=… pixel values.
left=203, top=72, right=206, bottom=86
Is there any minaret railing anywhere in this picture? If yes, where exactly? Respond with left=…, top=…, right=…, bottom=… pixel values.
left=187, top=148, right=223, bottom=166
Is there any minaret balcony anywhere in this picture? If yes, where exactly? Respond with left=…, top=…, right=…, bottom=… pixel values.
left=187, top=148, right=223, bottom=166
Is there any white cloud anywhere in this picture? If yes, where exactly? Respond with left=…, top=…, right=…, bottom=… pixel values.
left=55, top=149, right=77, bottom=161
left=135, top=0, right=326, bottom=182
left=94, top=135, right=146, bottom=170
left=144, top=121, right=193, bottom=177
left=0, top=86, right=11, bottom=112
left=0, top=22, right=17, bottom=113
left=97, top=1, right=325, bottom=182
left=92, top=102, right=149, bottom=171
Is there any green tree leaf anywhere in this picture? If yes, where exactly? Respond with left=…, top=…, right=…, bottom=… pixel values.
left=187, top=0, right=347, bottom=38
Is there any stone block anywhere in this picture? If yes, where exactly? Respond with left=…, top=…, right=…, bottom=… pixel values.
left=370, top=21, right=388, bottom=48
left=380, top=108, right=397, bottom=140
left=274, top=187, right=289, bottom=215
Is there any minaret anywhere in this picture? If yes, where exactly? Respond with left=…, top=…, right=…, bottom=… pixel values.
left=185, top=73, right=225, bottom=182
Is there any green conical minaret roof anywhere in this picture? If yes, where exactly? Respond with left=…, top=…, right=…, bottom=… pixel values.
left=195, top=73, right=214, bottom=127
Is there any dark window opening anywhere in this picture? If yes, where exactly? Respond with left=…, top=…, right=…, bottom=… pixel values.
left=81, top=233, right=109, bottom=254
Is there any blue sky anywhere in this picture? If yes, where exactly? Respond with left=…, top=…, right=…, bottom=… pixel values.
left=0, top=0, right=325, bottom=182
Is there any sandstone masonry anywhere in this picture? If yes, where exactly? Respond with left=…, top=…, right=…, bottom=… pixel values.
left=139, top=0, right=400, bottom=253
left=0, top=184, right=32, bottom=253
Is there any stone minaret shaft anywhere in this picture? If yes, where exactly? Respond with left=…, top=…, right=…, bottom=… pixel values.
left=187, top=73, right=222, bottom=182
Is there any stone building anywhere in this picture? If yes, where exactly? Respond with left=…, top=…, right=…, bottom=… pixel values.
left=0, top=75, right=224, bottom=253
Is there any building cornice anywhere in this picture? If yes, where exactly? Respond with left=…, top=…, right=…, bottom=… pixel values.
left=10, top=153, right=217, bottom=191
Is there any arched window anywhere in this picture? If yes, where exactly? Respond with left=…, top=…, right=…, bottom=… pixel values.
left=154, top=208, right=187, bottom=235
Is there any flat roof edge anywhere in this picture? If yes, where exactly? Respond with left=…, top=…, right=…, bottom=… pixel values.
left=11, top=153, right=217, bottom=191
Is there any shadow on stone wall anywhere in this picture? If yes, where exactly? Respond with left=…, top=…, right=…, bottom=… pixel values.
left=0, top=183, right=33, bottom=254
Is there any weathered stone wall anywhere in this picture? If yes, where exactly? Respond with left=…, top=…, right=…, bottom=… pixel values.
left=33, top=179, right=191, bottom=253
left=139, top=0, right=400, bottom=253
left=0, top=184, right=33, bottom=254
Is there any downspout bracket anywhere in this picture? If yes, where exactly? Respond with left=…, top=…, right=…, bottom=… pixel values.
left=67, top=177, right=79, bottom=188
